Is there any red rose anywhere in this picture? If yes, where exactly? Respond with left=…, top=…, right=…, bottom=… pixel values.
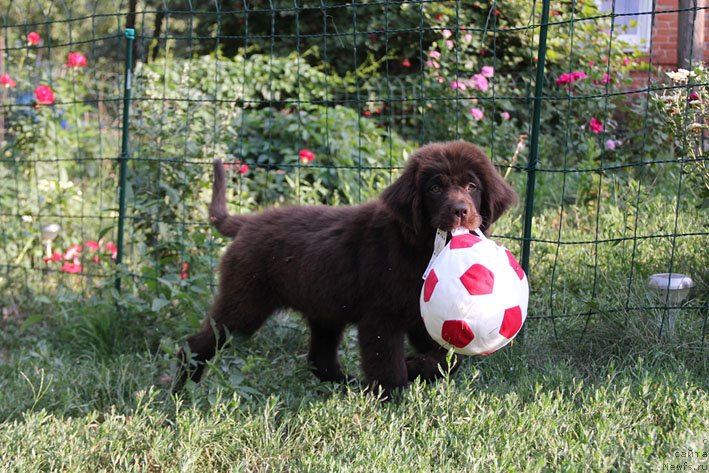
left=299, top=149, right=316, bottom=163
left=84, top=240, right=100, bottom=251
left=66, top=52, right=88, bottom=68
left=589, top=117, right=604, bottom=134
left=43, top=251, right=63, bottom=263
left=34, top=85, right=55, bottom=105
left=0, top=73, right=16, bottom=88
left=60, top=262, right=82, bottom=274
left=223, top=160, right=249, bottom=174
left=105, top=242, right=118, bottom=260
left=27, top=32, right=41, bottom=46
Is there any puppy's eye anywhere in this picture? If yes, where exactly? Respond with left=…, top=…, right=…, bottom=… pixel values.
left=467, top=182, right=478, bottom=191
left=430, top=185, right=442, bottom=194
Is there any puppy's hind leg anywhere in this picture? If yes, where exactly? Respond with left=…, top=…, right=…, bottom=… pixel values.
left=307, top=320, right=349, bottom=382
left=172, top=281, right=278, bottom=393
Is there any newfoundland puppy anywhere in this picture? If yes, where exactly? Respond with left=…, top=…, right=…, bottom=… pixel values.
left=174, top=141, right=517, bottom=398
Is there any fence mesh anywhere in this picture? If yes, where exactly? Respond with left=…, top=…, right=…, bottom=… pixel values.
left=1, top=1, right=707, bottom=344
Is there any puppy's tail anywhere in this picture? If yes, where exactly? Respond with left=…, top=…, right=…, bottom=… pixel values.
left=209, top=159, right=244, bottom=238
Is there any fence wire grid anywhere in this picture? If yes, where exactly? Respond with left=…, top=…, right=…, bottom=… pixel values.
left=1, top=0, right=707, bottom=344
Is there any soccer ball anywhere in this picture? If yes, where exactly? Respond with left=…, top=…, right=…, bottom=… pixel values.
left=420, top=230, right=529, bottom=356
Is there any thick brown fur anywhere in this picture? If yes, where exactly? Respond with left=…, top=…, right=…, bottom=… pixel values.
left=174, top=141, right=518, bottom=398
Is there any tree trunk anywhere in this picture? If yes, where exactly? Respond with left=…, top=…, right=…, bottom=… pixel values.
left=677, top=0, right=706, bottom=69
left=150, top=7, right=165, bottom=62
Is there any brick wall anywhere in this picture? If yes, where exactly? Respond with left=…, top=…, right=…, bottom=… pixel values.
left=647, top=0, right=708, bottom=67
left=630, top=0, right=707, bottom=87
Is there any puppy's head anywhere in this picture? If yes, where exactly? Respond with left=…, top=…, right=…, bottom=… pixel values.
left=381, top=141, right=518, bottom=236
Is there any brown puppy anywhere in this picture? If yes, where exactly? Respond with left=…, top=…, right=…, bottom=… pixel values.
left=174, top=141, right=518, bottom=398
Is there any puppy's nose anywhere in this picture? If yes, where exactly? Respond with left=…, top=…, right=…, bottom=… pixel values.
left=453, top=203, right=468, bottom=218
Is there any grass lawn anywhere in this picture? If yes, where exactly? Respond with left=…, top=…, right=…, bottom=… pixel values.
left=1, top=304, right=707, bottom=472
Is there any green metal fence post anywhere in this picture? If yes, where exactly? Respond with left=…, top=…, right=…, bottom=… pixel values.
left=115, top=27, right=135, bottom=291
left=517, top=0, right=550, bottom=341
left=521, top=1, right=551, bottom=277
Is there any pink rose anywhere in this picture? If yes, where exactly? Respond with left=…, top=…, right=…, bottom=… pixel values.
left=27, top=32, right=41, bottom=46
left=688, top=91, right=700, bottom=102
left=0, top=73, right=16, bottom=88
left=401, top=59, right=411, bottom=68
left=66, top=52, right=88, bottom=68
left=34, top=85, right=55, bottom=105
left=555, top=73, right=573, bottom=85
left=556, top=71, right=587, bottom=86
left=470, top=108, right=484, bottom=121
left=501, top=111, right=510, bottom=120
left=470, top=74, right=489, bottom=92
left=589, top=117, right=604, bottom=134
left=445, top=40, right=454, bottom=49
left=428, top=50, right=441, bottom=60
left=64, top=244, right=83, bottom=260
left=450, top=80, right=467, bottom=91
left=481, top=66, right=494, bottom=78
left=442, top=29, right=452, bottom=39
left=571, top=71, right=587, bottom=81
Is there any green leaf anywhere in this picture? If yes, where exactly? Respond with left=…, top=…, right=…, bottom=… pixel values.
left=151, top=297, right=170, bottom=312
left=20, top=313, right=45, bottom=331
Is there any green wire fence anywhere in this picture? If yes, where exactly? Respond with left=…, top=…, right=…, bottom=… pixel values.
left=1, top=1, right=707, bottom=343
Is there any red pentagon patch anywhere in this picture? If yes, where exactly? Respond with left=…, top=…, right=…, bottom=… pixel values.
left=450, top=233, right=482, bottom=249
left=423, top=269, right=438, bottom=302
left=499, top=305, right=523, bottom=338
left=460, top=264, right=494, bottom=295
left=505, top=249, right=525, bottom=280
left=441, top=320, right=475, bottom=348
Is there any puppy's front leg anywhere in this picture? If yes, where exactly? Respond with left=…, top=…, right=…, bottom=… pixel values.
left=358, top=316, right=408, bottom=399
left=405, top=322, right=461, bottom=382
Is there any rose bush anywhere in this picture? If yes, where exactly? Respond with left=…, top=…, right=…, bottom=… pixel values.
left=0, top=30, right=119, bottom=285
left=651, top=64, right=709, bottom=208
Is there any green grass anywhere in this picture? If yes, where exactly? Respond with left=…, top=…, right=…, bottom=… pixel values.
left=0, top=187, right=706, bottom=472
left=1, top=301, right=707, bottom=472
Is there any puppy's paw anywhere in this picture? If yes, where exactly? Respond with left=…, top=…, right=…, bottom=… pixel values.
left=406, top=352, right=460, bottom=382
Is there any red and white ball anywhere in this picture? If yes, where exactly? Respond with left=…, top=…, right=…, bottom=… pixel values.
left=420, top=231, right=529, bottom=356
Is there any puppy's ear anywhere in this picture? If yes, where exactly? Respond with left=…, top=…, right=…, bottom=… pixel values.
left=479, top=164, right=518, bottom=234
left=380, top=157, right=422, bottom=235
